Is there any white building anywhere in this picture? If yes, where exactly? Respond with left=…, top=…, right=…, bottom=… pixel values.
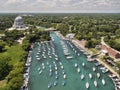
left=9, top=16, right=27, bottom=30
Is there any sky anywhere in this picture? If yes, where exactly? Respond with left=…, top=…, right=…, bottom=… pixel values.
left=0, top=0, right=120, bottom=13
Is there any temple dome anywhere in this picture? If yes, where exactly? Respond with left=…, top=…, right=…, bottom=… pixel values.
left=15, top=16, right=22, bottom=21
left=13, top=16, right=26, bottom=30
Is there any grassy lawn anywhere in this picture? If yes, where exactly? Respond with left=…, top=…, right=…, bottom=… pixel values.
left=90, top=48, right=99, bottom=54
left=0, top=80, right=7, bottom=89
left=115, top=38, right=120, bottom=44
left=37, top=26, right=46, bottom=30
left=0, top=45, right=26, bottom=65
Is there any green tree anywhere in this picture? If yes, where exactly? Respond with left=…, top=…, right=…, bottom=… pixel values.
left=0, top=56, right=11, bottom=80
left=0, top=40, right=6, bottom=52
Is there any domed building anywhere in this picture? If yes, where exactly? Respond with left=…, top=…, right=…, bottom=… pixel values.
left=12, top=16, right=26, bottom=30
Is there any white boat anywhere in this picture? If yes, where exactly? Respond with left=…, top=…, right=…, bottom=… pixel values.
left=94, top=80, right=97, bottom=87
left=39, top=70, right=42, bottom=74
left=37, top=52, right=40, bottom=54
left=37, top=58, right=40, bottom=60
left=49, top=65, right=52, bottom=68
left=46, top=62, right=49, bottom=65
left=42, top=63, right=44, bottom=66
left=59, top=62, right=62, bottom=66
left=102, top=79, right=105, bottom=85
left=77, top=68, right=80, bottom=73
left=89, top=73, right=92, bottom=79
left=54, top=81, right=57, bottom=86
left=50, top=69, right=52, bottom=72
left=48, top=83, right=52, bottom=88
left=55, top=74, right=59, bottom=79
left=102, top=69, right=109, bottom=73
left=74, top=63, right=78, bottom=68
left=55, top=58, right=58, bottom=60
left=75, top=50, right=77, bottom=53
left=49, top=56, right=52, bottom=58
left=62, top=81, right=66, bottom=86
left=82, top=63, right=85, bottom=67
left=93, top=67, right=96, bottom=72
left=97, top=73, right=100, bottom=78
left=63, top=74, right=66, bottom=79
left=38, top=68, right=41, bottom=71
left=66, top=56, right=73, bottom=59
left=43, top=56, right=46, bottom=59
left=62, top=70, right=65, bottom=74
left=81, top=74, right=84, bottom=80
left=49, top=72, right=52, bottom=76
left=86, top=82, right=89, bottom=89
left=55, top=66, right=57, bottom=70
left=61, top=65, right=64, bottom=69
left=36, top=55, right=39, bottom=58
left=42, top=66, right=45, bottom=69
left=55, top=71, right=58, bottom=75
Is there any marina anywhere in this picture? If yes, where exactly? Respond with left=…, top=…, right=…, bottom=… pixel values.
left=27, top=32, right=115, bottom=90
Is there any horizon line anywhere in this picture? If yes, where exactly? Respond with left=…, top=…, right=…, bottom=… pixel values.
left=0, top=11, right=120, bottom=14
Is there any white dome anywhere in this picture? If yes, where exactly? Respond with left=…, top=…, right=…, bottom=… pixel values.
left=15, top=16, right=22, bottom=21
left=12, top=16, right=26, bottom=30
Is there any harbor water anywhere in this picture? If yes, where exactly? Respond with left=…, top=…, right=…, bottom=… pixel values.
left=28, top=32, right=115, bottom=90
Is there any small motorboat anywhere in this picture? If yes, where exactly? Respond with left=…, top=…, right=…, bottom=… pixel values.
left=55, top=71, right=58, bottom=75
left=89, top=73, right=92, bottom=79
left=55, top=74, right=59, bottom=79
left=38, top=67, right=41, bottom=71
left=46, top=62, right=49, bottom=65
left=61, top=65, right=64, bottom=69
left=49, top=65, right=52, bottom=68
left=82, top=63, right=85, bottom=67
left=55, top=58, right=58, bottom=60
left=74, top=63, right=78, bottom=68
left=36, top=55, right=39, bottom=58
left=97, top=73, right=100, bottom=78
left=86, top=82, right=89, bottom=89
left=54, top=81, right=57, bottom=86
left=50, top=69, right=52, bottom=72
left=43, top=56, right=46, bottom=59
left=42, top=63, right=44, bottom=66
left=62, top=70, right=65, bottom=74
left=81, top=74, right=84, bottom=80
left=63, top=74, right=66, bottom=79
left=77, top=68, right=80, bottom=73
left=102, top=79, right=105, bottom=85
left=37, top=52, right=40, bottom=55
left=94, top=80, right=97, bottom=87
left=93, top=67, right=96, bottom=72
left=75, top=50, right=77, bottom=53
left=48, top=83, right=52, bottom=88
left=59, top=62, right=62, bottom=66
left=37, top=58, right=40, bottom=60
left=49, top=72, right=52, bottom=77
left=49, top=56, right=52, bottom=58
left=55, top=66, right=57, bottom=70
left=62, top=81, right=66, bottom=86
left=39, top=70, right=42, bottom=75
left=42, top=66, right=45, bottom=69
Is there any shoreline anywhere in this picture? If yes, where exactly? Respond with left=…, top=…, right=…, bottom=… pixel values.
left=72, top=37, right=120, bottom=80
left=56, top=31, right=120, bottom=80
